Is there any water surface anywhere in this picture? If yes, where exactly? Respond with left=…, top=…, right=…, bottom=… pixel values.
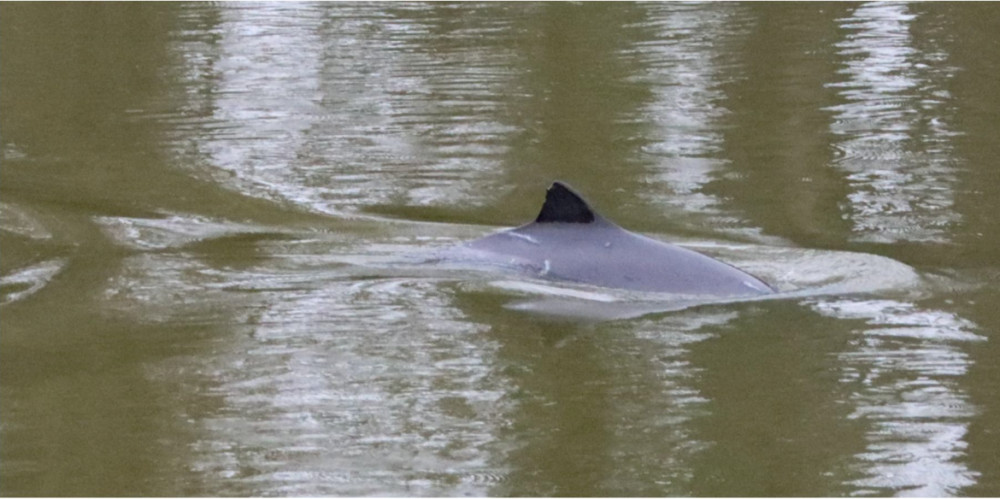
left=3, top=2, right=1000, bottom=496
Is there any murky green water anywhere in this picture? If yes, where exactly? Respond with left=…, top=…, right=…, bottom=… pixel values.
left=3, top=2, right=1000, bottom=496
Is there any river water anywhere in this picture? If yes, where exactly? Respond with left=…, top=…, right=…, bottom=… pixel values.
left=2, top=2, right=999, bottom=496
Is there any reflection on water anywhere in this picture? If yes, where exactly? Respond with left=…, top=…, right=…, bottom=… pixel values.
left=167, top=3, right=525, bottom=219
left=811, top=298, right=983, bottom=495
left=3, top=2, right=999, bottom=496
left=99, top=217, right=508, bottom=495
left=827, top=2, right=961, bottom=243
left=487, top=310, right=728, bottom=496
left=180, top=278, right=505, bottom=496
left=634, top=3, right=753, bottom=233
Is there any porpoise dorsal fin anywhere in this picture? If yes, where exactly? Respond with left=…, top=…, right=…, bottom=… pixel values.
left=534, top=181, right=596, bottom=223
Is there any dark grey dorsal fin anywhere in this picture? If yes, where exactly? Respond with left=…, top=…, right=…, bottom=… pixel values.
left=534, top=181, right=596, bottom=223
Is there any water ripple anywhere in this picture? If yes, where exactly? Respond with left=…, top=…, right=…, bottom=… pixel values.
left=97, top=214, right=511, bottom=495
left=826, top=2, right=961, bottom=243
left=810, top=297, right=981, bottom=495
left=157, top=3, right=527, bottom=218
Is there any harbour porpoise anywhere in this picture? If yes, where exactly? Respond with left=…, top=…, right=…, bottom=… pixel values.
left=443, top=182, right=775, bottom=296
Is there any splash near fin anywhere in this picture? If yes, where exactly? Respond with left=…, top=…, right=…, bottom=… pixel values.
left=534, top=181, right=596, bottom=223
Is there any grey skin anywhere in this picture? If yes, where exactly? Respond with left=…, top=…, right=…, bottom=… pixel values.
left=451, top=182, right=775, bottom=296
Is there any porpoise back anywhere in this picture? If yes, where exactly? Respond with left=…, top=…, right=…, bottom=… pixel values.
left=460, top=182, right=774, bottom=296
